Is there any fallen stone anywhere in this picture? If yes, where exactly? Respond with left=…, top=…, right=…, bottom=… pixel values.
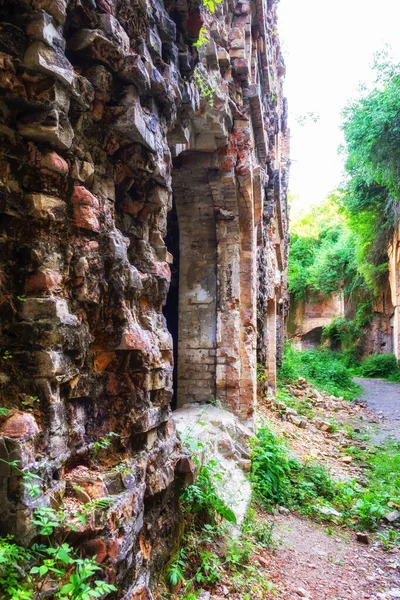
left=316, top=505, right=342, bottom=518
left=296, top=588, right=310, bottom=598
left=340, top=456, right=352, bottom=464
left=278, top=506, right=290, bottom=515
left=356, top=532, right=371, bottom=544
left=384, top=510, right=400, bottom=523
left=388, top=590, right=400, bottom=599
left=173, top=404, right=253, bottom=526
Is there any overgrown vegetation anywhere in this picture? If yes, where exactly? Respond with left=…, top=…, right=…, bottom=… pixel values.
left=252, top=423, right=400, bottom=535
left=162, top=438, right=275, bottom=599
left=278, top=343, right=361, bottom=400
left=288, top=195, right=375, bottom=356
left=0, top=505, right=116, bottom=600
left=341, top=53, right=400, bottom=291
left=358, top=353, right=400, bottom=379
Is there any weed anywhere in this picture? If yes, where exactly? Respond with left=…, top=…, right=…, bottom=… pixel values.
left=377, top=528, right=400, bottom=550
left=0, top=407, right=11, bottom=417
left=193, top=27, right=208, bottom=49
left=202, top=0, right=222, bottom=12
left=92, top=432, right=119, bottom=459
left=193, top=66, right=215, bottom=107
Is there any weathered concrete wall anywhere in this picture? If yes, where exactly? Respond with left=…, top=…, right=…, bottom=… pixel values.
left=0, top=0, right=288, bottom=594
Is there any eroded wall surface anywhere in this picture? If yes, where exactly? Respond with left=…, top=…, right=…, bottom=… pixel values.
left=0, top=0, right=288, bottom=594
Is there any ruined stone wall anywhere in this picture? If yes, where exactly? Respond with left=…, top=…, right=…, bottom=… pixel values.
left=0, top=0, right=288, bottom=594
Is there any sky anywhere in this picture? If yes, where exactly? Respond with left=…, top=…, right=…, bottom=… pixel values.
left=278, top=0, right=400, bottom=218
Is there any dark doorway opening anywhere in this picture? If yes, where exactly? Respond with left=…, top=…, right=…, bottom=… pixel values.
left=163, top=198, right=179, bottom=410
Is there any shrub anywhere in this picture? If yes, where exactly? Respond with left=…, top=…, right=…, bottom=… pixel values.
left=359, top=353, right=399, bottom=378
left=278, top=343, right=361, bottom=400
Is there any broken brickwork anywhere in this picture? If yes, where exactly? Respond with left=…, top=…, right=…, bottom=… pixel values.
left=0, top=0, right=288, bottom=595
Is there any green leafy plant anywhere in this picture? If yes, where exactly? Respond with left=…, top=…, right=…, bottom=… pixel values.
left=181, top=458, right=236, bottom=525
left=193, top=66, right=215, bottom=107
left=92, top=432, right=119, bottom=459
left=0, top=458, right=43, bottom=498
left=203, top=0, right=222, bottom=12
left=193, top=27, right=209, bottom=49
left=0, top=407, right=11, bottom=417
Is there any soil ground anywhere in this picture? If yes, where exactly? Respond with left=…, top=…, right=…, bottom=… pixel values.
left=253, top=379, right=400, bottom=600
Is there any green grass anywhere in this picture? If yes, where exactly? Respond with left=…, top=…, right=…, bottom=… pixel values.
left=278, top=344, right=361, bottom=400
left=252, top=423, right=400, bottom=534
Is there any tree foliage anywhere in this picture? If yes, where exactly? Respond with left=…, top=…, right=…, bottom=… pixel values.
left=341, top=53, right=400, bottom=290
left=289, top=193, right=366, bottom=304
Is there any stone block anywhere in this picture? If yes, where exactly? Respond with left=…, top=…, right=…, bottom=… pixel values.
left=34, top=350, right=73, bottom=378
left=0, top=412, right=40, bottom=440
left=98, top=14, right=130, bottom=55
left=26, top=11, right=66, bottom=52
left=113, top=94, right=157, bottom=151
left=118, top=54, right=151, bottom=93
left=25, top=193, right=66, bottom=221
left=24, top=42, right=74, bottom=87
left=73, top=205, right=101, bottom=232
left=19, top=298, right=77, bottom=324
left=157, top=13, right=176, bottom=42
left=69, top=29, right=124, bottom=72
left=18, top=109, right=74, bottom=150
left=33, top=150, right=69, bottom=175
left=32, top=0, right=67, bottom=24
left=147, top=27, right=162, bottom=57
left=25, top=271, right=62, bottom=294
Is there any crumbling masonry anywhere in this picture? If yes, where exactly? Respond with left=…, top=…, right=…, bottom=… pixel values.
left=0, top=0, right=289, bottom=596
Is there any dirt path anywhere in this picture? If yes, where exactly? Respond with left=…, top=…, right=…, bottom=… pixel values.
left=254, top=381, right=400, bottom=600
left=266, top=514, right=400, bottom=600
left=354, top=377, right=400, bottom=443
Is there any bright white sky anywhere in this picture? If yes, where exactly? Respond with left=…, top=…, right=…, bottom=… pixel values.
left=278, top=0, right=400, bottom=218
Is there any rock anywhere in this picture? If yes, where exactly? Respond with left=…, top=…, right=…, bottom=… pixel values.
left=25, top=193, right=66, bottom=221
left=356, top=532, right=371, bottom=544
left=388, top=590, right=400, bottom=599
left=0, top=412, right=40, bottom=440
left=173, top=404, right=254, bottom=526
left=18, top=109, right=74, bottom=150
left=340, top=456, right=353, bottom=464
left=24, top=42, right=74, bottom=87
left=296, top=588, right=310, bottom=598
left=316, top=506, right=342, bottom=518
left=278, top=506, right=290, bottom=515
left=32, top=0, right=67, bottom=24
left=26, top=12, right=66, bottom=51
left=384, top=510, right=400, bottom=523
left=313, top=418, right=333, bottom=432
left=287, top=413, right=307, bottom=428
